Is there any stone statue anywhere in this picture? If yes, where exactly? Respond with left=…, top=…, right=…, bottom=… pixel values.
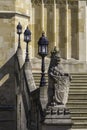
left=48, top=47, right=71, bottom=106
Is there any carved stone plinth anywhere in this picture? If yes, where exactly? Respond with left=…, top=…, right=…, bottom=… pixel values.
left=41, top=105, right=72, bottom=130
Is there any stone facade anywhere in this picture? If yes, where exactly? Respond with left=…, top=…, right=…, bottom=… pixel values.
left=29, top=0, right=87, bottom=62
left=0, top=0, right=87, bottom=69
left=29, top=0, right=87, bottom=73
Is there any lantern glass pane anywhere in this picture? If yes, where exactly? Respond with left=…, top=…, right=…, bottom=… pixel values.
left=26, top=36, right=29, bottom=41
left=42, top=45, right=46, bottom=53
left=19, top=29, right=21, bottom=33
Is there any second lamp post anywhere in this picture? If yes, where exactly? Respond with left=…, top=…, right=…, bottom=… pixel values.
left=17, top=22, right=22, bottom=48
left=24, top=27, right=31, bottom=62
left=38, top=32, right=49, bottom=87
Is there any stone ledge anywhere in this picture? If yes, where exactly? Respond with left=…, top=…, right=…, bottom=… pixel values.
left=0, top=11, right=30, bottom=18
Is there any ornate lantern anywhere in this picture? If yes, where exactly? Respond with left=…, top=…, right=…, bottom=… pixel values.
left=38, top=32, right=49, bottom=87
left=24, top=27, right=31, bottom=62
left=38, top=32, right=48, bottom=57
left=17, top=22, right=22, bottom=48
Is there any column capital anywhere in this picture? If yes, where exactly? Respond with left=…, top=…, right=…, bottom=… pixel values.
left=31, top=0, right=79, bottom=6
left=31, top=0, right=56, bottom=5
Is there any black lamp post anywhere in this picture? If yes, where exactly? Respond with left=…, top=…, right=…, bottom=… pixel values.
left=38, top=32, right=49, bottom=87
left=17, top=22, right=22, bottom=48
left=24, top=26, right=31, bottom=62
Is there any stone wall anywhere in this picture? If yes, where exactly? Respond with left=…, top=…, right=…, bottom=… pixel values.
left=0, top=0, right=31, bottom=130
left=0, top=16, right=15, bottom=68
left=30, top=0, right=87, bottom=62
left=0, top=0, right=15, bottom=11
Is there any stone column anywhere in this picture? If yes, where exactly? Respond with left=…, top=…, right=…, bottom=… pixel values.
left=65, top=0, right=71, bottom=59
left=59, top=1, right=71, bottom=59
left=56, top=5, right=60, bottom=49
left=41, top=0, right=44, bottom=31
left=53, top=0, right=56, bottom=46
left=78, top=1, right=87, bottom=62
left=29, top=1, right=33, bottom=59
left=67, top=2, right=72, bottom=59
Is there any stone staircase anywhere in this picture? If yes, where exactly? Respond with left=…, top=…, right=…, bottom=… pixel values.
left=33, top=73, right=87, bottom=129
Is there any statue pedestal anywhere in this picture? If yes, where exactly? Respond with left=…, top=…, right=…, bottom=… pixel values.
left=41, top=105, right=72, bottom=130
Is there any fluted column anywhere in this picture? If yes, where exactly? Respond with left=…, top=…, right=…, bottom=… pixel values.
left=41, top=0, right=44, bottom=31
left=53, top=0, right=56, bottom=46
left=66, top=0, right=68, bottom=58
left=78, top=1, right=87, bottom=61
left=29, top=1, right=33, bottom=58
left=65, top=0, right=71, bottom=59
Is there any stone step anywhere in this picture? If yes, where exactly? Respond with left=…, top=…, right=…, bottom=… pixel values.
left=70, top=84, right=87, bottom=86
left=67, top=103, right=87, bottom=108
left=68, top=99, right=87, bottom=102
left=72, top=122, right=87, bottom=129
left=71, top=75, right=87, bottom=78
left=70, top=86, right=87, bottom=89
left=70, top=73, right=87, bottom=77
left=71, top=75, right=87, bottom=77
left=33, top=73, right=87, bottom=129
left=70, top=88, right=87, bottom=92
left=71, top=117, right=87, bottom=129
left=67, top=107, right=87, bottom=112
left=69, top=92, right=87, bottom=95
left=69, top=94, right=87, bottom=99
left=71, top=80, right=87, bottom=83
left=70, top=82, right=87, bottom=85
left=71, top=117, right=87, bottom=122
left=69, top=90, right=87, bottom=94
left=71, top=77, right=87, bottom=79
left=70, top=110, right=87, bottom=114
left=70, top=112, right=87, bottom=117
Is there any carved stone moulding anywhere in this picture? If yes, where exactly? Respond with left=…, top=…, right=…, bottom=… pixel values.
left=31, top=0, right=78, bottom=8
left=68, top=1, right=78, bottom=8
